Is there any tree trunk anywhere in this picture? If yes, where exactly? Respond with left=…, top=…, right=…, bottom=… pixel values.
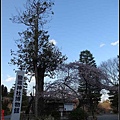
left=34, top=4, right=39, bottom=118
left=37, top=68, right=45, bottom=115
left=38, top=68, right=45, bottom=92
left=90, top=96, right=95, bottom=119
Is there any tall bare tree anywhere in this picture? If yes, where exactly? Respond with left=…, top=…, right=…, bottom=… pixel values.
left=99, top=56, right=119, bottom=112
left=9, top=0, right=67, bottom=116
left=99, top=57, right=119, bottom=86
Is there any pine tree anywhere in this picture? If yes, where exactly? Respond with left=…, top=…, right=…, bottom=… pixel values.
left=79, top=50, right=97, bottom=67
left=1, top=85, right=10, bottom=115
left=78, top=50, right=101, bottom=117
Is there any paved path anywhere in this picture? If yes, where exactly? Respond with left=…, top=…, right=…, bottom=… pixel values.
left=97, top=114, right=119, bottom=120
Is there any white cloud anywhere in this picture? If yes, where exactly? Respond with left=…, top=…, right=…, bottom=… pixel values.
left=49, top=39, right=57, bottom=45
left=100, top=43, right=105, bottom=48
left=5, top=75, right=15, bottom=82
left=111, top=40, right=119, bottom=46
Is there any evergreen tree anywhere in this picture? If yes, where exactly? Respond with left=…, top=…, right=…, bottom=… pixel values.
left=2, top=84, right=8, bottom=97
left=2, top=84, right=4, bottom=97
left=1, top=85, right=10, bottom=115
left=4, top=87, right=8, bottom=96
left=7, top=88, right=14, bottom=98
left=109, top=86, right=118, bottom=113
left=78, top=50, right=101, bottom=117
left=79, top=50, right=97, bottom=67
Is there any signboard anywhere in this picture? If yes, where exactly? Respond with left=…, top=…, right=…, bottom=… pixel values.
left=10, top=71, right=25, bottom=120
left=64, top=103, right=74, bottom=111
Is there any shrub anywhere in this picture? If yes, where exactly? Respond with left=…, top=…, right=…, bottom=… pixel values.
left=51, top=110, right=60, bottom=120
left=68, top=108, right=88, bottom=120
left=113, top=109, right=118, bottom=114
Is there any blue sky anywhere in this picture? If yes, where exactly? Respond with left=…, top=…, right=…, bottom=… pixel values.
left=2, top=0, right=119, bottom=93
